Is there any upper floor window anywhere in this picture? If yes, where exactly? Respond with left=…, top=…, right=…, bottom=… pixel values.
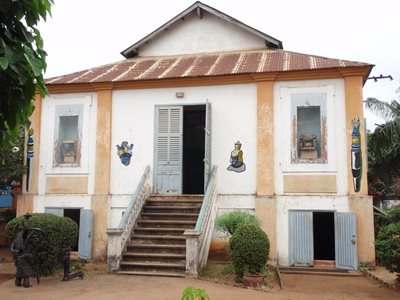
left=291, top=93, right=327, bottom=164
left=53, top=104, right=83, bottom=166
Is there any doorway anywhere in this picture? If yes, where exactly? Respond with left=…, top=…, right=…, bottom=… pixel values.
left=313, top=211, right=335, bottom=260
left=64, top=208, right=80, bottom=251
left=183, top=105, right=205, bottom=194
left=154, top=104, right=210, bottom=195
left=289, top=210, right=358, bottom=270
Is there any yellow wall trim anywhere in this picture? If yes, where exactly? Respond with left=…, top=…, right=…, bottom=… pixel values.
left=344, top=75, right=368, bottom=195
left=94, top=89, right=112, bottom=194
left=46, top=176, right=88, bottom=194
left=257, top=80, right=274, bottom=195
left=283, top=175, right=337, bottom=193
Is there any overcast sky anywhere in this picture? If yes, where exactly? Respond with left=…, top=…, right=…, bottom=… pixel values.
left=38, top=0, right=400, bottom=129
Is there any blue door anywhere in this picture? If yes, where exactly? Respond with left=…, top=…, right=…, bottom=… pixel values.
left=78, top=209, right=93, bottom=260
left=289, top=211, right=314, bottom=266
left=154, top=106, right=183, bottom=194
left=335, top=212, right=358, bottom=270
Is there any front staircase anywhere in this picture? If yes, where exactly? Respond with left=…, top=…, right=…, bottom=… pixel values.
left=116, top=195, right=203, bottom=277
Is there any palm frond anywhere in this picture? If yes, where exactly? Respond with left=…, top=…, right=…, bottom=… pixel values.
left=364, top=97, right=399, bottom=121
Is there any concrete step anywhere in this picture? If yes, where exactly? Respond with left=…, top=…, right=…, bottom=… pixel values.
left=137, top=219, right=196, bottom=228
left=126, top=243, right=186, bottom=254
left=141, top=212, right=199, bottom=221
left=148, top=195, right=203, bottom=201
left=119, top=261, right=186, bottom=273
left=122, top=252, right=185, bottom=262
left=116, top=270, right=185, bottom=277
left=133, top=227, right=186, bottom=236
left=131, top=234, right=186, bottom=245
left=278, top=267, right=363, bottom=277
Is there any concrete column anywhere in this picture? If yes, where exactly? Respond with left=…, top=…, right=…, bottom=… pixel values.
left=255, top=196, right=277, bottom=264
left=349, top=196, right=376, bottom=265
left=344, top=75, right=368, bottom=196
left=184, top=230, right=200, bottom=277
left=106, top=228, right=123, bottom=272
left=93, top=87, right=113, bottom=259
left=256, top=79, right=275, bottom=196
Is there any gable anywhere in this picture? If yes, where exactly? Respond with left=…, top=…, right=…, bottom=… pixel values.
left=136, top=11, right=269, bottom=57
left=121, top=1, right=282, bottom=58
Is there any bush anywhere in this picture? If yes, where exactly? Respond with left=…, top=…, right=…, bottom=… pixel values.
left=6, top=213, right=78, bottom=276
left=216, top=210, right=260, bottom=236
left=229, top=224, right=269, bottom=280
left=375, top=222, right=400, bottom=279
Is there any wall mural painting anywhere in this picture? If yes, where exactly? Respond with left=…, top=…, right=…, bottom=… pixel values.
left=351, top=117, right=362, bottom=192
left=227, top=141, right=246, bottom=173
left=26, top=128, right=34, bottom=191
left=116, top=141, right=134, bottom=166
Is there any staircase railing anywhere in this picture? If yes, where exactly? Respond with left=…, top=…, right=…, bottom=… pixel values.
left=106, top=165, right=151, bottom=272
left=184, top=166, right=218, bottom=277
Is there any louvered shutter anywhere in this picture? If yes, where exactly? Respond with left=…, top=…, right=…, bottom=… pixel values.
left=204, top=102, right=212, bottom=191
left=155, top=106, right=183, bottom=194
left=335, top=212, right=358, bottom=270
left=289, top=211, right=314, bottom=266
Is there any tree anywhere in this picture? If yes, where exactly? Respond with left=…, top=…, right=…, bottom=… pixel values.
left=0, top=0, right=53, bottom=145
left=365, top=96, right=400, bottom=204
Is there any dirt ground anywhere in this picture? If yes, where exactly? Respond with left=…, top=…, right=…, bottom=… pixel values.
left=0, top=271, right=397, bottom=300
left=1, top=246, right=398, bottom=300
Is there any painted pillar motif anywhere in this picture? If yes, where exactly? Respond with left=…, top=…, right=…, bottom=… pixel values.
left=351, top=117, right=362, bottom=192
left=26, top=128, right=34, bottom=192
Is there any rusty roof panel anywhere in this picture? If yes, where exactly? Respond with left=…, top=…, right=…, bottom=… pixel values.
left=210, top=53, right=241, bottom=76
left=288, top=52, right=311, bottom=71
left=140, top=58, right=177, bottom=80
left=187, top=55, right=219, bottom=77
left=71, top=64, right=114, bottom=83
left=161, top=56, right=197, bottom=78
left=117, top=59, right=157, bottom=81
left=47, top=70, right=88, bottom=84
left=92, top=60, right=135, bottom=82
left=45, top=50, right=372, bottom=85
left=236, top=52, right=263, bottom=73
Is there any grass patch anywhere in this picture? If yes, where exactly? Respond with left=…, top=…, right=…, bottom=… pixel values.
left=200, top=261, right=279, bottom=291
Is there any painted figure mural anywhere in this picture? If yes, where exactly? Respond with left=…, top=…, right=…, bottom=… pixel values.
left=116, top=141, right=134, bottom=166
left=227, top=141, right=246, bottom=173
left=351, top=117, right=362, bottom=192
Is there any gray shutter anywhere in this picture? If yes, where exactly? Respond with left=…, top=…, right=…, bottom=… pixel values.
left=335, top=212, right=358, bottom=270
left=289, top=211, right=313, bottom=266
left=78, top=209, right=93, bottom=260
left=155, top=106, right=183, bottom=194
left=44, top=207, right=64, bottom=217
left=204, top=102, right=212, bottom=191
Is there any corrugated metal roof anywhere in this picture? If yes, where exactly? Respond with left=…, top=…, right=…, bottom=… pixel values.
left=45, top=49, right=372, bottom=85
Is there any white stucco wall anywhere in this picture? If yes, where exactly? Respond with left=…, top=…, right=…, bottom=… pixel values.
left=273, top=79, right=348, bottom=195
left=110, top=84, right=257, bottom=225
left=33, top=195, right=92, bottom=212
left=139, top=12, right=266, bottom=57
left=38, top=93, right=98, bottom=196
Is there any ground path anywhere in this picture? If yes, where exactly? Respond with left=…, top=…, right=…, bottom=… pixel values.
left=0, top=271, right=398, bottom=300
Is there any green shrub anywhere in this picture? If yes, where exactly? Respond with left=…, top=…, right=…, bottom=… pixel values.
left=181, top=286, right=209, bottom=300
left=6, top=213, right=78, bottom=276
left=229, top=224, right=269, bottom=281
left=375, top=222, right=400, bottom=279
left=216, top=210, right=260, bottom=236
left=375, top=207, right=400, bottom=230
